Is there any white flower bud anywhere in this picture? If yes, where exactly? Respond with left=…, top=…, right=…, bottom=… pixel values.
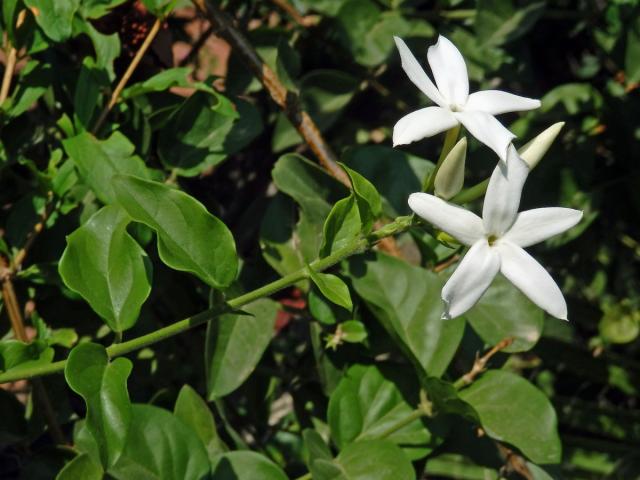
left=435, top=137, right=467, bottom=200
left=519, top=122, right=565, bottom=169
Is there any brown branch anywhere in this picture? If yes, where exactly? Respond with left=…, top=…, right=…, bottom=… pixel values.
left=92, top=17, right=163, bottom=134
left=0, top=256, right=66, bottom=445
left=269, top=0, right=313, bottom=27
left=192, top=0, right=350, bottom=187
left=0, top=10, right=27, bottom=104
left=454, top=337, right=514, bottom=389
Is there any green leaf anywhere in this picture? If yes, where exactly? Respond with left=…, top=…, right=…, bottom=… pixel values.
left=157, top=92, right=262, bottom=176
left=328, top=364, right=442, bottom=460
left=206, top=298, right=279, bottom=399
left=340, top=163, right=382, bottom=231
left=64, top=343, right=132, bottom=469
left=59, top=205, right=152, bottom=332
left=4, top=60, right=51, bottom=118
left=349, top=253, right=465, bottom=377
left=141, top=0, right=174, bottom=17
left=272, top=70, right=358, bottom=152
left=320, top=196, right=362, bottom=258
left=0, top=339, right=53, bottom=373
left=464, top=275, right=544, bottom=353
left=211, top=451, right=288, bottom=480
left=74, top=57, right=108, bottom=131
left=122, top=67, right=210, bottom=99
left=475, top=0, right=545, bottom=47
left=62, top=132, right=150, bottom=204
left=79, top=0, right=128, bottom=19
left=110, top=404, right=210, bottom=480
left=626, top=17, right=640, bottom=83
left=174, top=385, right=225, bottom=459
left=340, top=320, right=367, bottom=343
left=308, top=269, right=353, bottom=312
left=316, top=440, right=416, bottom=480
left=56, top=454, right=103, bottom=480
left=459, top=370, right=562, bottom=464
left=74, top=19, right=121, bottom=79
left=112, top=175, right=238, bottom=289
left=23, top=0, right=80, bottom=41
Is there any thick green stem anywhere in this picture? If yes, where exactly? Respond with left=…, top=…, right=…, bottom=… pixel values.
left=451, top=178, right=489, bottom=204
left=0, top=216, right=413, bottom=384
left=423, top=126, right=461, bottom=193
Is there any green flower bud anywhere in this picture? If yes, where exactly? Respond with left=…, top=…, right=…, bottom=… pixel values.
left=435, top=137, right=467, bottom=200
left=519, top=122, right=565, bottom=169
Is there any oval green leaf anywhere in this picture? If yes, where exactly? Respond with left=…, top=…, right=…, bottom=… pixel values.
left=112, top=175, right=238, bottom=289
left=59, top=205, right=152, bottom=332
left=308, top=269, right=353, bottom=312
left=211, top=451, right=288, bottom=480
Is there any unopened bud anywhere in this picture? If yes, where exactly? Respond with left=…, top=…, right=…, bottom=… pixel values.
left=519, top=122, right=565, bottom=169
left=435, top=137, right=467, bottom=200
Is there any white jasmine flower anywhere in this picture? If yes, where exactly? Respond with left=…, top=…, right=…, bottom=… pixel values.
left=393, top=35, right=541, bottom=161
left=408, top=146, right=582, bottom=320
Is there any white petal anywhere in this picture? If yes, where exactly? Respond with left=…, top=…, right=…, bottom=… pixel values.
left=465, top=90, right=541, bottom=116
left=504, top=208, right=583, bottom=248
left=394, top=36, right=446, bottom=107
left=393, top=107, right=458, bottom=147
left=482, top=145, right=529, bottom=236
left=518, top=122, right=565, bottom=169
left=442, top=240, right=500, bottom=319
left=454, top=110, right=515, bottom=161
left=427, top=35, right=469, bottom=106
left=497, top=241, right=568, bottom=320
left=408, top=192, right=484, bottom=246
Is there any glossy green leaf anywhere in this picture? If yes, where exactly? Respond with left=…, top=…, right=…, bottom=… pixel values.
left=211, top=451, right=288, bottom=480
left=328, top=364, right=441, bottom=460
left=459, top=370, right=562, bottom=464
left=74, top=19, right=121, bottom=79
left=340, top=320, right=367, bottom=343
left=59, top=205, right=152, bottom=332
left=206, top=298, right=279, bottom=399
left=464, top=275, right=544, bottom=353
left=23, top=0, right=80, bottom=41
left=110, top=404, right=210, bottom=480
left=349, top=253, right=465, bottom=377
left=123, top=67, right=210, bottom=99
left=0, top=339, right=53, bottom=373
left=308, top=269, right=353, bottom=312
left=340, top=163, right=382, bottom=231
left=79, top=0, right=128, bottom=19
left=315, top=440, right=416, bottom=480
left=64, top=343, right=132, bottom=469
left=158, top=92, right=262, bottom=177
left=62, top=132, right=149, bottom=204
left=112, top=175, right=238, bottom=289
left=174, top=385, right=224, bottom=459
left=320, top=196, right=361, bottom=258
left=56, top=454, right=103, bottom=480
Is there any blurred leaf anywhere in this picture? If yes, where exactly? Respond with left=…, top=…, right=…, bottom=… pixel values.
left=459, top=370, right=562, bottom=464
left=314, top=440, right=416, bottom=480
left=59, top=205, right=152, bottom=332
left=73, top=57, right=108, bottom=131
left=475, top=0, right=545, bottom=46
left=349, top=253, right=465, bottom=377
left=141, top=0, right=174, bottom=17
left=64, top=343, right=132, bottom=469
left=328, top=364, right=442, bottom=460
left=158, top=92, right=262, bottom=177
left=464, top=275, right=544, bottom=352
left=599, top=301, right=640, bottom=344
left=205, top=298, right=278, bottom=399
left=79, top=0, right=129, bottom=19
left=308, top=269, right=353, bottom=311
left=4, top=60, right=51, bottom=118
left=113, top=175, right=238, bottom=289
left=110, top=404, right=210, bottom=480
left=56, top=454, right=103, bottom=480
left=625, top=16, right=640, bottom=84
left=341, top=320, right=368, bottom=343
left=211, top=451, right=287, bottom=480
left=74, top=19, right=120, bottom=79
left=122, top=68, right=212, bottom=99
left=174, top=385, right=225, bottom=459
left=63, top=131, right=150, bottom=204
left=23, top=0, right=80, bottom=41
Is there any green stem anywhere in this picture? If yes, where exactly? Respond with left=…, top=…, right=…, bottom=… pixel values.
left=451, top=178, right=489, bottom=204
left=423, top=126, right=460, bottom=193
left=0, top=216, right=414, bottom=385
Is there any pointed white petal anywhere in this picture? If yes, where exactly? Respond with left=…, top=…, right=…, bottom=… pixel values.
left=427, top=35, right=469, bottom=106
left=497, top=241, right=568, bottom=320
left=465, top=90, right=541, bottom=116
left=393, top=107, right=458, bottom=147
left=518, top=122, right=565, bottom=169
left=503, top=208, right=583, bottom=247
left=408, top=192, right=484, bottom=246
left=442, top=240, right=500, bottom=319
left=394, top=36, right=446, bottom=107
left=454, top=110, right=515, bottom=161
left=482, top=145, right=529, bottom=236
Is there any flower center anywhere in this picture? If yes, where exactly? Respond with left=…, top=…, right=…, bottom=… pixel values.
left=487, top=234, right=498, bottom=246
left=449, top=103, right=463, bottom=112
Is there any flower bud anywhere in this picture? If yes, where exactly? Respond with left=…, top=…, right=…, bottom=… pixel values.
left=435, top=137, right=467, bottom=200
left=519, top=122, right=565, bottom=169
